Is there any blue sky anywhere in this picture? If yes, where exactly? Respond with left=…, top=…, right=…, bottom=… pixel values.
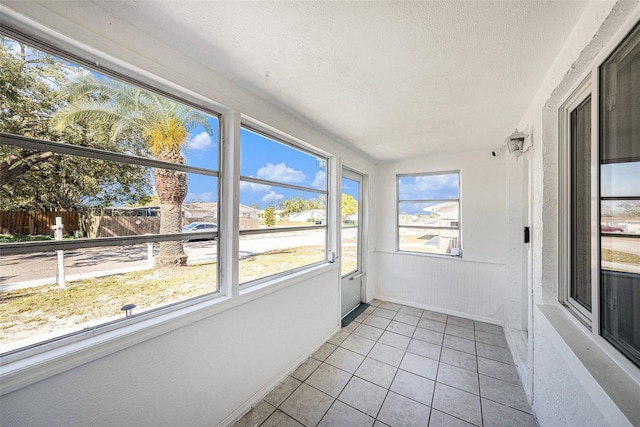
left=182, top=123, right=360, bottom=209
left=398, top=173, right=459, bottom=215
left=9, top=37, right=357, bottom=211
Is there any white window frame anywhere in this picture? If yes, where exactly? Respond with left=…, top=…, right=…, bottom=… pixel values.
left=558, top=20, right=640, bottom=375
left=237, top=124, right=330, bottom=288
left=0, top=30, right=223, bottom=358
left=559, top=73, right=598, bottom=328
left=0, top=17, right=340, bottom=388
left=396, top=170, right=462, bottom=258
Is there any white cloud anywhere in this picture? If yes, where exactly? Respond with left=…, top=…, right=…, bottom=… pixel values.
left=257, top=162, right=305, bottom=183
left=261, top=191, right=285, bottom=204
left=312, top=170, right=326, bottom=189
left=187, top=131, right=213, bottom=150
left=399, top=173, right=459, bottom=200
left=240, top=181, right=271, bottom=193
left=186, top=191, right=214, bottom=202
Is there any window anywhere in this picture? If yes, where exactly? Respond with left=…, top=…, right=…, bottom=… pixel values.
left=238, top=126, right=328, bottom=286
left=0, top=35, right=220, bottom=354
left=599, top=24, right=640, bottom=367
left=562, top=22, right=640, bottom=368
left=397, top=172, right=461, bottom=256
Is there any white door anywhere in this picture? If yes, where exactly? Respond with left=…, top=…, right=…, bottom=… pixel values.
left=341, top=169, right=363, bottom=317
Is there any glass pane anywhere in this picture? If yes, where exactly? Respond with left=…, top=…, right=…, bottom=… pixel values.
left=239, top=229, right=326, bottom=285
left=601, top=200, right=640, bottom=236
left=0, top=241, right=217, bottom=353
left=241, top=182, right=326, bottom=230
left=601, top=237, right=640, bottom=274
left=398, top=173, right=459, bottom=200
left=341, top=177, right=360, bottom=276
left=601, top=162, right=640, bottom=198
left=240, top=127, right=326, bottom=190
left=398, top=202, right=459, bottom=227
left=0, top=148, right=218, bottom=238
left=570, top=97, right=592, bottom=310
left=1, top=36, right=219, bottom=170
left=600, top=22, right=640, bottom=367
left=399, top=227, right=461, bottom=256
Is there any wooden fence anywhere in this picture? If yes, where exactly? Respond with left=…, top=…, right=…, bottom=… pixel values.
left=0, top=211, right=260, bottom=237
left=0, top=211, right=79, bottom=236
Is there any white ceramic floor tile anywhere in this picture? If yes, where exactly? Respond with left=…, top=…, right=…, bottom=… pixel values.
left=261, top=409, right=305, bottom=427
left=436, top=362, right=479, bottom=395
left=399, top=352, right=438, bottom=380
left=377, top=391, right=431, bottom=427
left=432, top=383, right=482, bottom=426
left=368, top=342, right=405, bottom=368
left=481, top=398, right=537, bottom=427
left=318, top=400, right=375, bottom=427
left=428, top=409, right=475, bottom=427
left=305, top=363, right=352, bottom=398
left=280, top=383, right=334, bottom=427
left=292, top=358, right=322, bottom=381
left=407, top=338, right=442, bottom=361
left=479, top=375, right=532, bottom=414
left=363, top=315, right=392, bottom=330
left=413, top=327, right=444, bottom=345
left=325, top=347, right=365, bottom=374
left=313, top=342, right=338, bottom=361
left=354, top=323, right=385, bottom=341
left=355, top=357, right=397, bottom=388
left=233, top=400, right=276, bottom=427
left=338, top=376, right=387, bottom=418
left=386, top=321, right=416, bottom=337
left=265, top=376, right=302, bottom=407
left=378, top=331, right=411, bottom=350
left=389, top=369, right=435, bottom=406
left=341, top=333, right=377, bottom=356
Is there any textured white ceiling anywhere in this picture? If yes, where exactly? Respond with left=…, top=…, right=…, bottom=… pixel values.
left=90, top=1, right=587, bottom=161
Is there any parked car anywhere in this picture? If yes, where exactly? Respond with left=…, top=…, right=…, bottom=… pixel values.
left=600, top=224, right=624, bottom=233
left=182, top=222, right=217, bottom=241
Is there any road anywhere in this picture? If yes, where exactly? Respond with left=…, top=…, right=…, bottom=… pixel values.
left=0, top=228, right=352, bottom=291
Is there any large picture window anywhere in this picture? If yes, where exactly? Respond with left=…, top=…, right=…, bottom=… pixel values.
left=397, top=172, right=461, bottom=256
left=599, top=23, right=640, bottom=367
left=238, top=126, right=328, bottom=286
left=0, top=35, right=220, bottom=354
left=563, top=22, right=640, bottom=368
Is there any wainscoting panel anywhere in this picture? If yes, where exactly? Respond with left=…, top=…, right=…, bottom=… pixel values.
left=375, top=251, right=506, bottom=324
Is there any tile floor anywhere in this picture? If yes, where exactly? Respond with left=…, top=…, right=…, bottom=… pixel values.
left=234, top=300, right=537, bottom=427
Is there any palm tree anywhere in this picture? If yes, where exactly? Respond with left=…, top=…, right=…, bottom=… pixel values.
left=53, top=74, right=212, bottom=268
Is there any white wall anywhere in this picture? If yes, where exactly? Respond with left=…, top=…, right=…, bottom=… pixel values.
left=1, top=269, right=340, bottom=426
left=374, top=149, right=508, bottom=323
left=514, top=1, right=640, bottom=425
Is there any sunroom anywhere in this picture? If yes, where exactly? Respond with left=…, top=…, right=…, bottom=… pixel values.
left=1, top=1, right=639, bottom=426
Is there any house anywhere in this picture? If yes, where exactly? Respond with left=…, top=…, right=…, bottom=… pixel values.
left=1, top=2, right=639, bottom=426
left=183, top=202, right=260, bottom=220
left=182, top=202, right=218, bottom=219
left=288, top=209, right=326, bottom=223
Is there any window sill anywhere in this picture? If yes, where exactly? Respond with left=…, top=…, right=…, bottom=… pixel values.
left=537, top=304, right=640, bottom=425
left=0, top=262, right=338, bottom=396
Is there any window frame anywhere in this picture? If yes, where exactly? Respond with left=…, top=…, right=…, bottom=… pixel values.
left=559, top=74, right=598, bottom=327
left=559, top=20, right=640, bottom=372
left=238, top=124, right=330, bottom=288
left=0, top=29, right=223, bottom=358
left=396, top=170, right=462, bottom=258
left=0, top=12, right=342, bottom=393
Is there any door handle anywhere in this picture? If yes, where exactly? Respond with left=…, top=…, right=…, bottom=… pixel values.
left=349, top=273, right=365, bottom=280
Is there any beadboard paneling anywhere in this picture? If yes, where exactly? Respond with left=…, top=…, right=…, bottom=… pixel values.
left=375, top=251, right=506, bottom=323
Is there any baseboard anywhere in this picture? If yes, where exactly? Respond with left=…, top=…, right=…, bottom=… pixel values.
left=218, top=323, right=341, bottom=427
left=374, top=294, right=503, bottom=326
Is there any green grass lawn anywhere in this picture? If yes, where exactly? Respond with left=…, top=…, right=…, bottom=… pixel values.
left=0, top=245, right=327, bottom=348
